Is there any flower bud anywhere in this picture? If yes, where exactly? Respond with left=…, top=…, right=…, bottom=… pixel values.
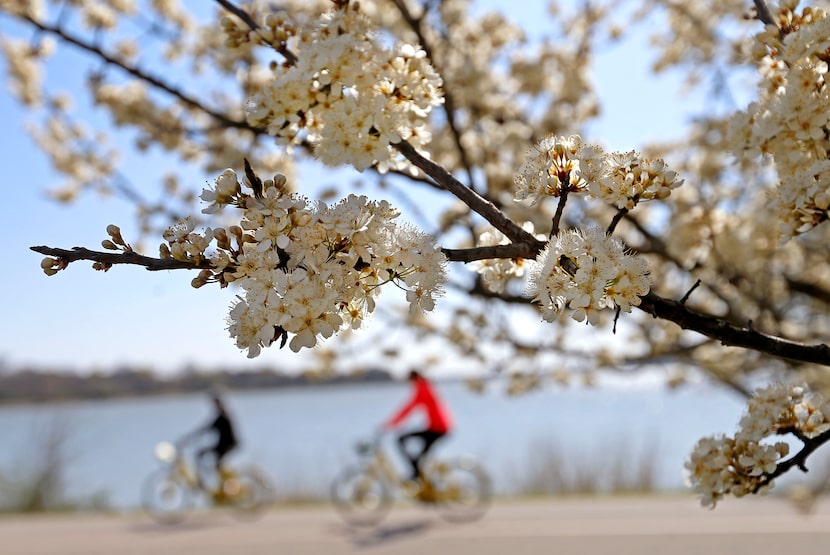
left=106, top=224, right=125, bottom=245
left=191, top=269, right=213, bottom=289
left=214, top=228, right=230, bottom=250
left=102, top=239, right=118, bottom=250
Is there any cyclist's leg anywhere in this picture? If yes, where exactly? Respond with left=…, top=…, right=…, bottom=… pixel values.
left=397, top=431, right=422, bottom=480
left=195, top=446, right=212, bottom=488
left=215, top=446, right=232, bottom=493
left=413, top=431, right=446, bottom=478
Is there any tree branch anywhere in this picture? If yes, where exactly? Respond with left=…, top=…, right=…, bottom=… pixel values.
left=637, top=292, right=830, bottom=366
left=753, top=0, right=777, bottom=27
left=442, top=243, right=542, bottom=263
left=753, top=428, right=830, bottom=492
left=395, top=140, right=545, bottom=248
left=389, top=0, right=478, bottom=191
left=213, top=0, right=299, bottom=65
left=17, top=12, right=262, bottom=134
left=550, top=187, right=570, bottom=238
left=786, top=276, right=830, bottom=306
left=606, top=207, right=628, bottom=235
left=32, top=236, right=830, bottom=367
left=30, top=246, right=210, bottom=272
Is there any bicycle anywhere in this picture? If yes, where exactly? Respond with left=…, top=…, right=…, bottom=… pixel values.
left=141, top=440, right=275, bottom=524
left=330, top=434, right=492, bottom=526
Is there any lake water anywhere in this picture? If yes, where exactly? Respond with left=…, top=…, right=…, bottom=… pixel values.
left=0, top=380, right=750, bottom=510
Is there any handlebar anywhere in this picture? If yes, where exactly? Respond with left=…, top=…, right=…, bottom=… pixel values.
left=355, top=428, right=388, bottom=455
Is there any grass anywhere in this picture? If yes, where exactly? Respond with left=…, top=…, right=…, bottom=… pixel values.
left=0, top=415, right=110, bottom=513
left=511, top=436, right=660, bottom=497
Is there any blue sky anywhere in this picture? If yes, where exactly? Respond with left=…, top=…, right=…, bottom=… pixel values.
left=0, top=1, right=742, bottom=374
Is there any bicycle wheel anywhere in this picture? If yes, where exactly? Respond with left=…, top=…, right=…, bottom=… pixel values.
left=330, top=466, right=393, bottom=526
left=226, top=467, right=276, bottom=520
left=141, top=468, right=193, bottom=524
left=426, top=458, right=492, bottom=523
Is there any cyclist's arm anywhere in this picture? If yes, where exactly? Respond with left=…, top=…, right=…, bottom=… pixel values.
left=385, top=387, right=425, bottom=429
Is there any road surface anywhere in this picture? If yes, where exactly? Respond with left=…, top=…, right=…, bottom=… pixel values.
left=3, top=496, right=830, bottom=554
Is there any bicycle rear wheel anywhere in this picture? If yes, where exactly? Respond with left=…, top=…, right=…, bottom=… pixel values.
left=141, top=468, right=193, bottom=525
left=330, top=466, right=393, bottom=526
left=426, top=458, right=492, bottom=523
left=226, top=467, right=276, bottom=520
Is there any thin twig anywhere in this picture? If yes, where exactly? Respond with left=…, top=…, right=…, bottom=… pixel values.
left=680, top=279, right=701, bottom=305
left=550, top=187, right=570, bottom=238
left=606, top=207, right=628, bottom=235
left=213, top=0, right=299, bottom=65
left=753, top=428, right=830, bottom=493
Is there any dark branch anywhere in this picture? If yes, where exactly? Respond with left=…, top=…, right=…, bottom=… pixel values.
left=753, top=427, right=830, bottom=492
left=637, top=292, right=830, bottom=366
left=786, top=276, right=830, bottom=306
left=550, top=187, right=570, bottom=238
left=680, top=279, right=702, bottom=305
left=753, top=0, right=777, bottom=27
left=395, top=140, right=545, bottom=248
left=31, top=246, right=210, bottom=272
left=606, top=207, right=628, bottom=235
left=442, top=243, right=542, bottom=263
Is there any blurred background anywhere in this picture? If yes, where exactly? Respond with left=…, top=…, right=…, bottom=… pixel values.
left=0, top=0, right=811, bottom=516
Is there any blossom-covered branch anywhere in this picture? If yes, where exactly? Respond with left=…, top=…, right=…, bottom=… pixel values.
left=687, top=383, right=830, bottom=507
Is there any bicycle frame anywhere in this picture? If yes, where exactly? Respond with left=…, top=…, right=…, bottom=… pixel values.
left=356, top=441, right=442, bottom=501
left=169, top=457, right=200, bottom=490
left=154, top=442, right=235, bottom=500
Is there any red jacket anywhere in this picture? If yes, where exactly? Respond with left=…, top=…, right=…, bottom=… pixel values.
left=386, top=377, right=452, bottom=433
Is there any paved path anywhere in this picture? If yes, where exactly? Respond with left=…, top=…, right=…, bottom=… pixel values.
left=3, top=496, right=830, bottom=554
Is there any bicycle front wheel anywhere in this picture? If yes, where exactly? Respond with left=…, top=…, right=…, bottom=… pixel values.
left=426, top=458, right=492, bottom=523
left=330, top=466, right=392, bottom=526
left=141, top=468, right=193, bottom=525
left=226, top=468, right=276, bottom=520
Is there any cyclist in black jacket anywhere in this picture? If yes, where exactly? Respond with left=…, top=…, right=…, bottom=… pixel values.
left=183, top=392, right=239, bottom=487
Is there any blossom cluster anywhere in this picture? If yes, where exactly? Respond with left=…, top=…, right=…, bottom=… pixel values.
left=200, top=169, right=446, bottom=355
left=686, top=382, right=830, bottom=507
left=47, top=168, right=447, bottom=356
left=513, top=134, right=589, bottom=203
left=526, top=227, right=650, bottom=325
left=244, top=4, right=443, bottom=171
left=726, top=2, right=830, bottom=240
left=468, top=222, right=543, bottom=294
left=513, top=134, right=683, bottom=209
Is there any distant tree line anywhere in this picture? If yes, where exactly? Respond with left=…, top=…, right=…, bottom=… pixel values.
left=0, top=365, right=394, bottom=405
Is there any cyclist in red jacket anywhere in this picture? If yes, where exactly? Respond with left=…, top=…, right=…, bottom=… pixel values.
left=384, top=370, right=453, bottom=481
